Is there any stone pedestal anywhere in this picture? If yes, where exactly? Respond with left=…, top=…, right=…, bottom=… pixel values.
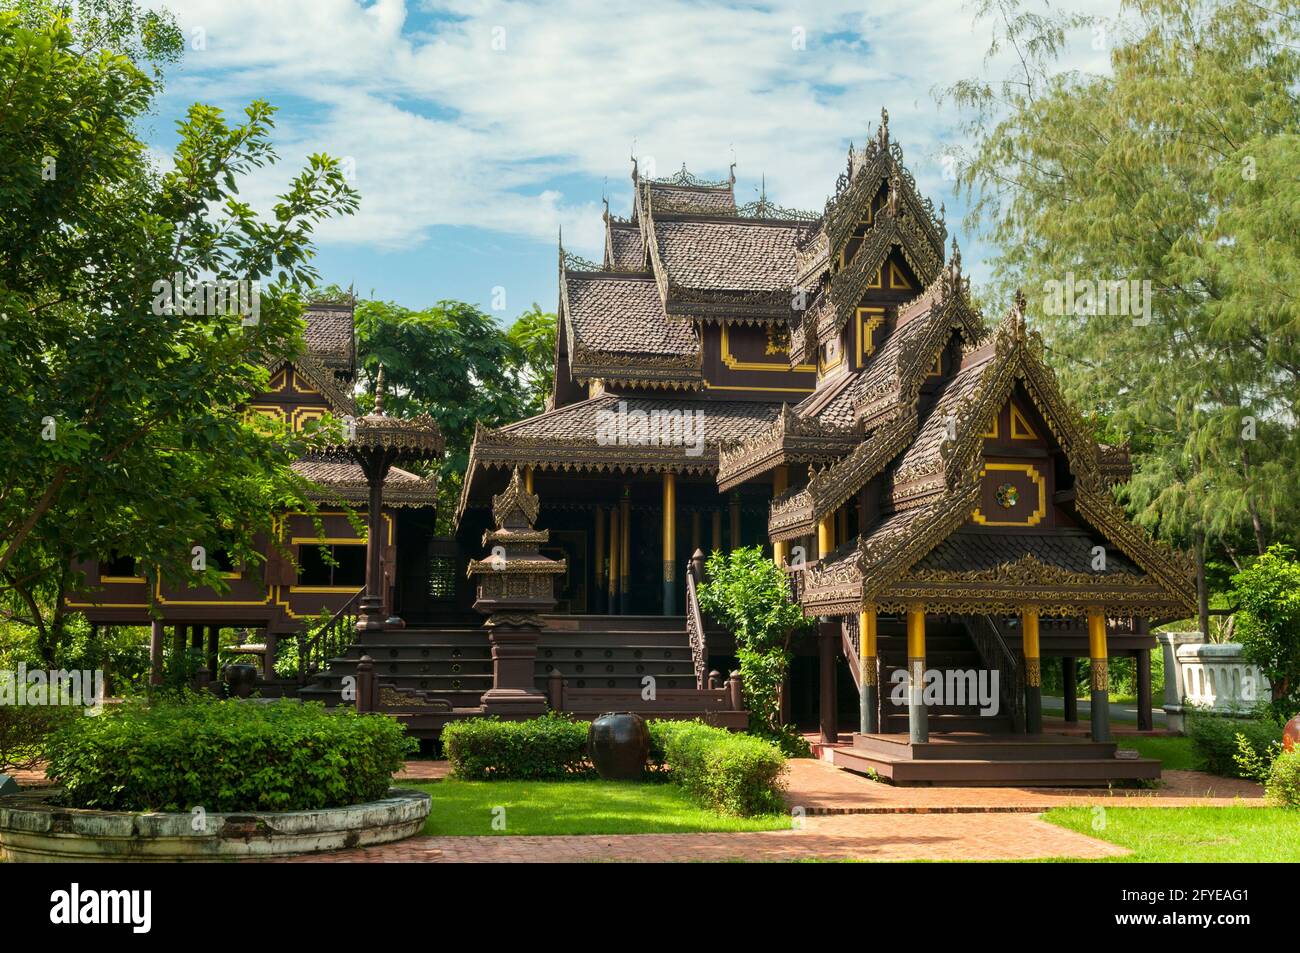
left=467, top=469, right=567, bottom=716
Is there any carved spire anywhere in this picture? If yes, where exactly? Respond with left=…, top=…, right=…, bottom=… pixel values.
left=491, top=467, right=540, bottom=531
left=1011, top=289, right=1028, bottom=343
left=886, top=169, right=901, bottom=216
left=630, top=149, right=638, bottom=183
left=374, top=364, right=387, bottom=416
left=728, top=160, right=737, bottom=187
left=949, top=236, right=962, bottom=281
left=878, top=106, right=890, bottom=148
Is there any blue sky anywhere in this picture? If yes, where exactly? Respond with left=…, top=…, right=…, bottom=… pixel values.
left=144, top=0, right=1119, bottom=319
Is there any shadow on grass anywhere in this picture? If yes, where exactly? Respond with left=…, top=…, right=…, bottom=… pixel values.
left=406, top=778, right=792, bottom=837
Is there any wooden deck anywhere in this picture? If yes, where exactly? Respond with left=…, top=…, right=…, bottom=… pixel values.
left=832, top=732, right=1161, bottom=787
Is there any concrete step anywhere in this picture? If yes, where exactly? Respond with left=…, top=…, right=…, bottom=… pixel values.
left=831, top=745, right=1160, bottom=786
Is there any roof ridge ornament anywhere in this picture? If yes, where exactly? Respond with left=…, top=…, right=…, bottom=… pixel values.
left=878, top=106, right=889, bottom=149
left=373, top=364, right=387, bottom=416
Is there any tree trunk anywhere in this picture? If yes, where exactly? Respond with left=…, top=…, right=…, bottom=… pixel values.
left=1195, top=529, right=1211, bottom=640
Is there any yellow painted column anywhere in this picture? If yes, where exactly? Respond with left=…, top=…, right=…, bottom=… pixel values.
left=1087, top=608, right=1110, bottom=742
left=523, top=466, right=533, bottom=494
left=772, top=466, right=789, bottom=568
left=859, top=605, right=879, bottom=733
left=662, top=472, right=677, bottom=615
left=906, top=603, right=928, bottom=743
left=817, top=513, right=834, bottom=561
left=607, top=505, right=619, bottom=614
left=1022, top=606, right=1042, bottom=734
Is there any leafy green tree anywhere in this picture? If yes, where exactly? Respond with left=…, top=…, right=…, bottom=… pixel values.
left=696, top=546, right=813, bottom=755
left=1230, top=545, right=1300, bottom=721
left=0, top=6, right=358, bottom=663
left=942, top=0, right=1300, bottom=632
left=507, top=303, right=556, bottom=415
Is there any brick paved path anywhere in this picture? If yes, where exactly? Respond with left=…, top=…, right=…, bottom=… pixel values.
left=282, top=812, right=1126, bottom=863
left=782, top=759, right=1267, bottom=814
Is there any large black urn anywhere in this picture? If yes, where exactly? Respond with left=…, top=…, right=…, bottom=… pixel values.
left=587, top=712, right=650, bottom=780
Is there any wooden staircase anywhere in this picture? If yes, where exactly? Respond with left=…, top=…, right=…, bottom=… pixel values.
left=875, top=619, right=1015, bottom=734
left=296, top=614, right=699, bottom=710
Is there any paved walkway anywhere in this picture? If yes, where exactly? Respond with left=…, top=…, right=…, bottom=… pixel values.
left=782, top=758, right=1267, bottom=814
left=285, top=812, right=1126, bottom=863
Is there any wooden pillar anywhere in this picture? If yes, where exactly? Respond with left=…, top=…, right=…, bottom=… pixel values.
left=1087, top=609, right=1110, bottom=742
left=190, top=625, right=203, bottom=650
left=818, top=618, right=839, bottom=744
left=607, top=504, right=619, bottom=615
left=859, top=606, right=878, bottom=734
left=907, top=604, right=928, bottom=743
left=1062, top=656, right=1079, bottom=723
left=172, top=624, right=186, bottom=667
left=149, top=619, right=164, bottom=685
left=772, top=466, right=788, bottom=568
left=1136, top=647, right=1153, bottom=731
left=1021, top=607, right=1042, bottom=734
left=619, top=486, right=630, bottom=613
left=711, top=509, right=722, bottom=555
left=728, top=493, right=741, bottom=551
left=662, top=471, right=677, bottom=615
left=816, top=513, right=833, bottom=561
left=691, top=511, right=701, bottom=555
left=206, top=625, right=219, bottom=679
left=593, top=506, right=606, bottom=614
left=836, top=507, right=848, bottom=547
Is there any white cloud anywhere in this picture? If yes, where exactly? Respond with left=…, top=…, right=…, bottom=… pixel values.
left=151, top=0, right=1122, bottom=265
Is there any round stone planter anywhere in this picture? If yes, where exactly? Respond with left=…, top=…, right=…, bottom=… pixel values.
left=0, top=788, right=430, bottom=862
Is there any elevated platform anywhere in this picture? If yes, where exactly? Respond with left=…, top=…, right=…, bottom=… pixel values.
left=832, top=732, right=1161, bottom=787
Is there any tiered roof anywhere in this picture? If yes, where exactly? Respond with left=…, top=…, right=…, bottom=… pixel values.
left=460, top=114, right=1188, bottom=618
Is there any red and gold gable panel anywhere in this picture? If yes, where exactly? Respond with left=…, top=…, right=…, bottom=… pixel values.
left=972, top=460, right=1050, bottom=528
left=980, top=396, right=1046, bottom=445
left=703, top=323, right=815, bottom=397
left=247, top=362, right=333, bottom=432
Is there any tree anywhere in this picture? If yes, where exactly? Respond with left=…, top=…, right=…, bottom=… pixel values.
left=345, top=295, right=556, bottom=530
left=941, top=0, right=1300, bottom=632
left=1230, top=544, right=1300, bottom=721
left=506, top=303, right=556, bottom=416
left=0, top=6, right=358, bottom=663
left=696, top=546, right=813, bottom=755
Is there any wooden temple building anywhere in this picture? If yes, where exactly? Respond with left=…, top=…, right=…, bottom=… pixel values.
left=70, top=111, right=1196, bottom=784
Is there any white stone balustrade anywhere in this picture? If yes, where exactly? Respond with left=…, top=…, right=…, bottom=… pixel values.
left=1156, top=631, right=1270, bottom=732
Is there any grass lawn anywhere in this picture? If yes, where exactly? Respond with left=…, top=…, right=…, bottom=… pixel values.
left=406, top=779, right=792, bottom=836
left=1044, top=806, right=1297, bottom=862
left=1115, top=734, right=1202, bottom=771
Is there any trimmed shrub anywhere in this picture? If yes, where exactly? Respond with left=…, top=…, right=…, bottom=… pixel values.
left=652, top=720, right=786, bottom=816
left=1187, top=709, right=1281, bottom=778
left=441, top=713, right=593, bottom=780
left=1266, top=750, right=1300, bottom=808
left=45, top=697, right=414, bottom=812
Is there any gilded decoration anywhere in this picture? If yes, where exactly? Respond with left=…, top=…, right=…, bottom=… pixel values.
left=1024, top=658, right=1042, bottom=688
left=1091, top=658, right=1110, bottom=693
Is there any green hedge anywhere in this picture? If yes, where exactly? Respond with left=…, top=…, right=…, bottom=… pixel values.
left=46, top=697, right=414, bottom=812
left=441, top=714, right=594, bottom=780
left=1267, top=750, right=1300, bottom=808
left=443, top=715, right=787, bottom=816
left=651, top=720, right=786, bottom=816
left=1187, top=709, right=1281, bottom=778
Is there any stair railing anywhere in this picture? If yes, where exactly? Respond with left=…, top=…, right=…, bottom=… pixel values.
left=841, top=612, right=861, bottom=688
left=965, top=614, right=1026, bottom=732
left=297, top=589, right=363, bottom=683
left=685, top=551, right=708, bottom=689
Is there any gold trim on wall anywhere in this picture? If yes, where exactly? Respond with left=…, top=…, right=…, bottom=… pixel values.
left=971, top=462, right=1047, bottom=527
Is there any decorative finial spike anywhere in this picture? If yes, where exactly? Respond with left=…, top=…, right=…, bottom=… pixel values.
left=374, top=364, right=387, bottom=415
